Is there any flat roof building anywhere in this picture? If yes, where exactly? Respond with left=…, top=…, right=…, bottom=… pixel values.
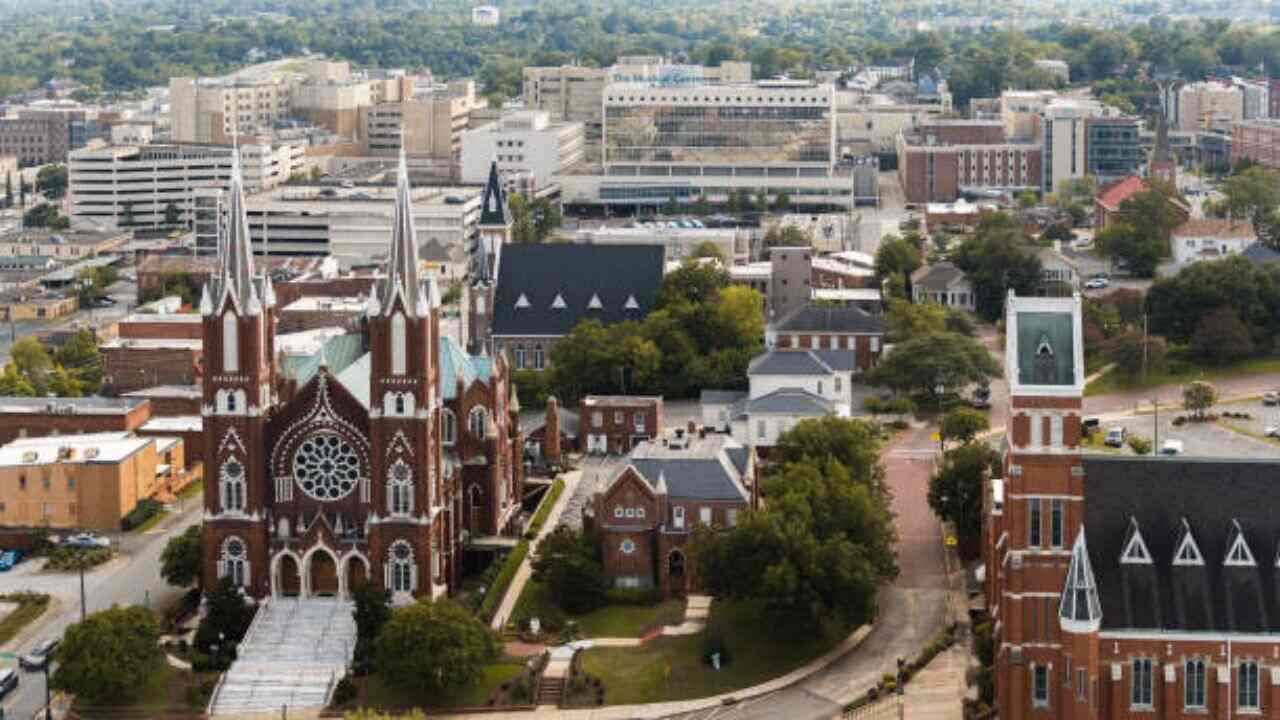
left=460, top=110, right=584, bottom=190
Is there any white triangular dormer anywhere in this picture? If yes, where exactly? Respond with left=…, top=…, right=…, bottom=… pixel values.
left=1224, top=520, right=1257, bottom=567
left=587, top=293, right=603, bottom=310
left=1172, top=518, right=1204, bottom=566
left=624, top=294, right=639, bottom=310
left=550, top=294, right=567, bottom=309
left=1119, top=517, right=1152, bottom=565
left=514, top=293, right=531, bottom=309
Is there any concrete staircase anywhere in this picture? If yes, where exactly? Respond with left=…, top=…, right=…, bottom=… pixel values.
left=537, top=675, right=565, bottom=706
left=208, top=598, right=356, bottom=715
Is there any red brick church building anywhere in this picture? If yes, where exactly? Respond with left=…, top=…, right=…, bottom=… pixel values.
left=986, top=293, right=1280, bottom=719
left=200, top=153, right=521, bottom=604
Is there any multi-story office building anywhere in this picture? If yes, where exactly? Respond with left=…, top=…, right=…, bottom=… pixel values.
left=522, top=57, right=751, bottom=152
left=1175, top=81, right=1244, bottom=132
left=358, top=79, right=484, bottom=163
left=1041, top=102, right=1092, bottom=194
left=169, top=76, right=294, bottom=144
left=460, top=110, right=584, bottom=189
left=559, top=80, right=852, bottom=211
left=0, top=110, right=78, bottom=165
left=68, top=142, right=302, bottom=230
left=896, top=121, right=1042, bottom=203
left=1231, top=118, right=1280, bottom=169
left=212, top=183, right=484, bottom=263
left=1084, top=117, right=1145, bottom=183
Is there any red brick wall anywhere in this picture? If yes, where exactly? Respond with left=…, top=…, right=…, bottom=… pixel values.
left=579, top=398, right=663, bottom=454
left=103, top=347, right=202, bottom=395
left=273, top=277, right=378, bottom=308
left=140, top=395, right=201, bottom=417
left=117, top=319, right=201, bottom=340
left=919, top=122, right=1005, bottom=144
left=0, top=402, right=152, bottom=445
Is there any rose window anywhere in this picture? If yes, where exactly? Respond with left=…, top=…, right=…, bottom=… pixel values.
left=293, top=433, right=361, bottom=501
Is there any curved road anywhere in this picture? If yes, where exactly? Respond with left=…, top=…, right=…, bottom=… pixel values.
left=668, top=424, right=950, bottom=720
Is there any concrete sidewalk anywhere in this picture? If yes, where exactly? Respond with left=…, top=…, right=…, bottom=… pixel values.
left=490, top=470, right=582, bottom=631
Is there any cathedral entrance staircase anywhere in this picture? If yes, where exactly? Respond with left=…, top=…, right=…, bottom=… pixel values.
left=208, top=598, right=356, bottom=715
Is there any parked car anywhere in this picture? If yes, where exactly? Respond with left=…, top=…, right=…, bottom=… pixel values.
left=1104, top=426, right=1128, bottom=447
left=1266, top=425, right=1280, bottom=438
left=1084, top=277, right=1110, bottom=290
left=1160, top=439, right=1184, bottom=455
left=0, top=549, right=25, bottom=571
left=0, top=667, right=17, bottom=699
left=62, top=533, right=109, bottom=549
left=1264, top=391, right=1279, bottom=406
left=19, top=638, right=58, bottom=671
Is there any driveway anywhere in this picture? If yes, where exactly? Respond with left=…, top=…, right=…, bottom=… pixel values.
left=668, top=424, right=950, bottom=720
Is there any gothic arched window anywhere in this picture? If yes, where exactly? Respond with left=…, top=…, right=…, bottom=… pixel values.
left=220, top=457, right=246, bottom=513
left=388, top=460, right=413, bottom=516
left=441, top=409, right=456, bottom=445
left=469, top=407, right=488, bottom=438
left=387, top=541, right=415, bottom=593
left=223, top=312, right=239, bottom=373
left=220, top=536, right=249, bottom=587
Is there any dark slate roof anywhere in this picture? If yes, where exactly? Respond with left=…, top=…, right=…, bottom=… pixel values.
left=774, top=304, right=886, bottom=334
left=748, top=350, right=832, bottom=376
left=631, top=458, right=747, bottom=501
left=479, top=160, right=507, bottom=227
left=910, top=262, right=966, bottom=291
left=725, top=446, right=750, bottom=476
left=1243, top=242, right=1280, bottom=265
left=490, top=244, right=663, bottom=337
left=701, top=389, right=748, bottom=405
left=811, top=349, right=859, bottom=372
left=742, top=387, right=832, bottom=415
left=1082, top=456, right=1280, bottom=633
left=518, top=406, right=580, bottom=438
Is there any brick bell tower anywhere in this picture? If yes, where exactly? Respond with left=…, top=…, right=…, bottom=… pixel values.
left=364, top=150, right=449, bottom=602
left=200, top=147, right=279, bottom=597
left=985, top=292, right=1090, bottom=719
left=468, top=158, right=510, bottom=355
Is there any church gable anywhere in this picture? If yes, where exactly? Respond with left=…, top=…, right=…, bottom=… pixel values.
left=601, top=465, right=660, bottom=523
left=267, top=370, right=373, bottom=505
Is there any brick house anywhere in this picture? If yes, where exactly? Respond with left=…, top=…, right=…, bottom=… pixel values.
left=0, top=396, right=152, bottom=445
left=766, top=304, right=886, bottom=372
left=579, top=395, right=662, bottom=455
left=591, top=434, right=755, bottom=595
left=983, top=292, right=1280, bottom=719
left=1094, top=175, right=1190, bottom=231
left=1170, top=218, right=1258, bottom=266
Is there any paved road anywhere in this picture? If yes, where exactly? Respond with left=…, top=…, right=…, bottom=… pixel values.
left=0, top=279, right=138, bottom=363
left=0, top=507, right=200, bottom=719
left=1083, top=371, right=1280, bottom=417
left=668, top=424, right=950, bottom=720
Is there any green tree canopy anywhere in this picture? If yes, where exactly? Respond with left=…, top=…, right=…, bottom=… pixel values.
left=865, top=331, right=1000, bottom=403
left=159, top=525, right=202, bottom=589
left=53, top=606, right=164, bottom=705
left=953, top=213, right=1043, bottom=320
left=375, top=600, right=501, bottom=699
left=1182, top=380, right=1219, bottom=419
left=939, top=407, right=991, bottom=445
left=928, top=442, right=998, bottom=540
left=530, top=526, right=608, bottom=614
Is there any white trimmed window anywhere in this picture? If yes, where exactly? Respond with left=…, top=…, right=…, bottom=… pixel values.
left=219, top=457, right=246, bottom=512
left=1131, top=658, right=1153, bottom=709
left=1032, top=664, right=1050, bottom=709
left=469, top=407, right=488, bottom=438
left=387, top=541, right=416, bottom=593
left=441, top=409, right=456, bottom=445
left=1239, top=661, right=1260, bottom=711
left=1050, top=499, right=1064, bottom=549
left=1185, top=659, right=1207, bottom=709
left=219, top=536, right=249, bottom=587
left=388, top=460, right=413, bottom=516
left=1028, top=498, right=1042, bottom=548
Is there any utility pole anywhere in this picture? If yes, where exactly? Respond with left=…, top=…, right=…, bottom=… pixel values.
left=79, top=561, right=86, bottom=621
left=43, top=661, right=52, bottom=720
left=1142, top=313, right=1149, bottom=382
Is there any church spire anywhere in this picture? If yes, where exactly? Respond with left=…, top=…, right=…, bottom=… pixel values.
left=214, top=145, right=259, bottom=315
left=479, top=158, right=507, bottom=227
left=380, top=148, right=427, bottom=316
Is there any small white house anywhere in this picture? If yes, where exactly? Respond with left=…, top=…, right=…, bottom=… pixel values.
left=910, top=262, right=976, bottom=311
left=1172, top=218, right=1257, bottom=266
left=471, top=5, right=500, bottom=25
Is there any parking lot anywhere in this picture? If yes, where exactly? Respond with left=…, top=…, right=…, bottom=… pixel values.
left=1086, top=399, right=1280, bottom=459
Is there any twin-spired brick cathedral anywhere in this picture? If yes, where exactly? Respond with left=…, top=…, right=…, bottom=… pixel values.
left=200, top=152, right=522, bottom=603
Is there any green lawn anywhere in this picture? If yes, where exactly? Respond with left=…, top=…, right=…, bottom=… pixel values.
left=131, top=509, right=170, bottom=533
left=177, top=480, right=204, bottom=500
left=576, top=600, right=847, bottom=705
left=513, top=580, right=685, bottom=638
left=1085, top=357, right=1280, bottom=396
left=0, top=592, right=49, bottom=645
left=354, top=661, right=529, bottom=709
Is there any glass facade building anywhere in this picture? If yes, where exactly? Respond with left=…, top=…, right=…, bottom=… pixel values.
left=1085, top=118, right=1145, bottom=182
